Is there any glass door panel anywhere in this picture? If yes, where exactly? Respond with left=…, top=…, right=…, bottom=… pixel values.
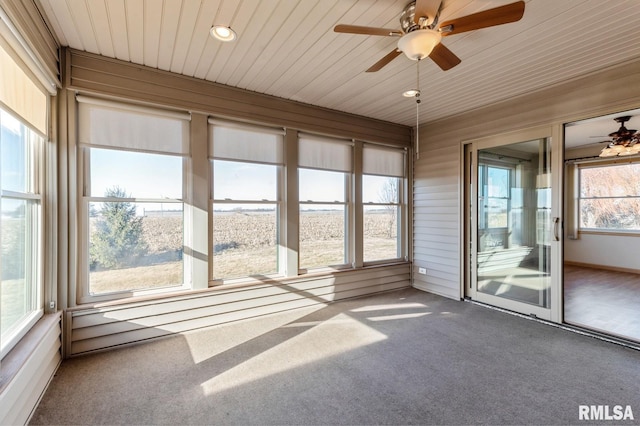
left=469, top=134, right=558, bottom=320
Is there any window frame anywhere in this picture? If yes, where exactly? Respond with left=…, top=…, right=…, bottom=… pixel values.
left=208, top=120, right=286, bottom=284
left=0, top=17, right=57, bottom=358
left=210, top=157, right=283, bottom=282
left=577, top=159, right=640, bottom=233
left=208, top=126, right=409, bottom=282
left=0, top=109, right=44, bottom=358
left=297, top=134, right=354, bottom=272
left=76, top=99, right=192, bottom=304
left=75, top=108, right=410, bottom=292
left=361, top=143, right=408, bottom=265
left=478, top=162, right=513, bottom=231
left=362, top=174, right=404, bottom=265
left=298, top=166, right=352, bottom=272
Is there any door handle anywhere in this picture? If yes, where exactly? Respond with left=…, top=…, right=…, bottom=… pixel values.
left=553, top=217, right=560, bottom=241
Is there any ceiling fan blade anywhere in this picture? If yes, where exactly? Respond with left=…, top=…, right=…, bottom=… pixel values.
left=414, top=0, right=443, bottom=26
left=429, top=43, right=461, bottom=71
left=439, top=1, right=525, bottom=36
left=334, top=24, right=402, bottom=37
left=366, top=49, right=402, bottom=72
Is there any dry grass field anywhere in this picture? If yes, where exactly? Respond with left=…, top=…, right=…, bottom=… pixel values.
left=88, top=210, right=397, bottom=293
left=1, top=217, right=29, bottom=333
left=1, top=277, right=26, bottom=335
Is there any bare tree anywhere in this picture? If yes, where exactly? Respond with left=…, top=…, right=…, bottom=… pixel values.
left=378, top=178, right=399, bottom=238
left=580, top=164, right=640, bottom=229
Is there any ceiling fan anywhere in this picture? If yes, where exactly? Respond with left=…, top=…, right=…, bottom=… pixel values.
left=598, top=116, right=640, bottom=157
left=334, top=0, right=525, bottom=72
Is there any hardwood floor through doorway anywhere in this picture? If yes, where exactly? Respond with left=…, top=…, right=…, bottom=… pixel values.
left=564, top=263, right=640, bottom=342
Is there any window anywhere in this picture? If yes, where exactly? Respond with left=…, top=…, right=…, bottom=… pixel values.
left=478, top=164, right=511, bottom=229
left=362, top=145, right=404, bottom=262
left=78, top=97, right=189, bottom=299
left=210, top=121, right=284, bottom=280
left=579, top=162, right=640, bottom=230
left=1, top=40, right=47, bottom=357
left=299, top=168, right=348, bottom=269
left=298, top=135, right=352, bottom=270
left=1, top=111, right=43, bottom=356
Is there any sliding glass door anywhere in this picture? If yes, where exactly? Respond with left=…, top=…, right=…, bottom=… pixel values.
left=466, top=128, right=562, bottom=321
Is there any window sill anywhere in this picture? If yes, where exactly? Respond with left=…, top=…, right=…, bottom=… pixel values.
left=579, top=229, right=640, bottom=237
left=77, top=282, right=192, bottom=305
left=210, top=261, right=410, bottom=290
left=68, top=261, right=411, bottom=311
left=0, top=312, right=61, bottom=395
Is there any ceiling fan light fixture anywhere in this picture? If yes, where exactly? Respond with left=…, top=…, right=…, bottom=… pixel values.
left=599, top=147, right=617, bottom=157
left=210, top=25, right=237, bottom=42
left=397, top=29, right=442, bottom=60
left=403, top=89, right=420, bottom=97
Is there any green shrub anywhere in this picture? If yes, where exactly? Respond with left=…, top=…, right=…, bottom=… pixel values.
left=90, top=186, right=147, bottom=270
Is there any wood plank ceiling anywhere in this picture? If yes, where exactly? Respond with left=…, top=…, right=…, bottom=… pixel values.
left=37, top=0, right=640, bottom=127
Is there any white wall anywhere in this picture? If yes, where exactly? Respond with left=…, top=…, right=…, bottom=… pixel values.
left=563, top=145, right=640, bottom=272
left=414, top=58, right=640, bottom=299
left=565, top=234, right=640, bottom=271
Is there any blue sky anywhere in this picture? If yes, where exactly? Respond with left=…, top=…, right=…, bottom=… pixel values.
left=1, top=111, right=28, bottom=195
left=89, top=149, right=396, bottom=214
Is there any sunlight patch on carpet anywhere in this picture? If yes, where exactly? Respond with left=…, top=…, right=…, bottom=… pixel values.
left=200, top=312, right=387, bottom=395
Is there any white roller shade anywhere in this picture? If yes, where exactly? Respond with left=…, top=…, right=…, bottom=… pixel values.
left=363, top=145, right=405, bottom=177
left=0, top=42, right=47, bottom=135
left=77, top=96, right=190, bottom=155
left=298, top=134, right=352, bottom=172
left=209, top=120, right=284, bottom=164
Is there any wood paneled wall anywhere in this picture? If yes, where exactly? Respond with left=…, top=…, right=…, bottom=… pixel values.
left=0, top=314, right=62, bottom=425
left=67, top=264, right=410, bottom=356
left=412, top=145, right=460, bottom=299
left=65, top=48, right=411, bottom=147
left=1, top=0, right=59, bottom=84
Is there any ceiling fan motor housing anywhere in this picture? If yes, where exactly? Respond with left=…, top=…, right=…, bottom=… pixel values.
left=609, top=116, right=637, bottom=140
left=400, top=3, right=420, bottom=33
left=400, top=1, right=438, bottom=33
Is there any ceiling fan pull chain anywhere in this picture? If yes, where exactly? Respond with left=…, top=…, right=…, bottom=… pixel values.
left=415, top=59, right=421, bottom=159
left=416, top=56, right=420, bottom=92
left=416, top=97, right=420, bottom=159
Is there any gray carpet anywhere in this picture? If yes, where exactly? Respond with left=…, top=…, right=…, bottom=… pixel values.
left=31, top=288, right=640, bottom=425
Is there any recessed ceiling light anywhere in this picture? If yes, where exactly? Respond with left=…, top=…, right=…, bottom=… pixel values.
left=403, top=89, right=420, bottom=97
left=210, top=25, right=237, bottom=42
